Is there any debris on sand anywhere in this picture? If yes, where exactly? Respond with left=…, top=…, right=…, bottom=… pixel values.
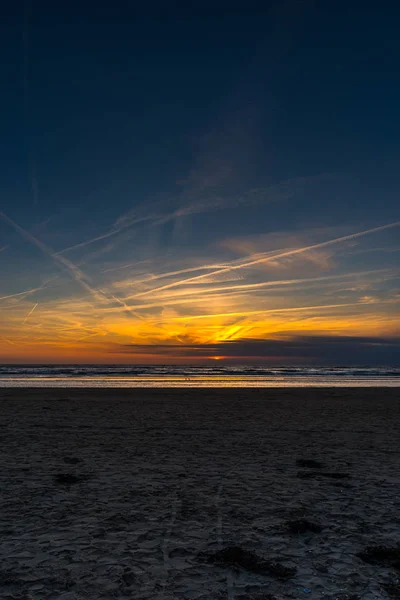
left=297, top=471, right=351, bottom=479
left=357, top=546, right=400, bottom=571
left=296, top=459, right=325, bottom=469
left=285, top=519, right=322, bottom=534
left=54, top=473, right=81, bottom=486
left=204, top=546, right=297, bottom=580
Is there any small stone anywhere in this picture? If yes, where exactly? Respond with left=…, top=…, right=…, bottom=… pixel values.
left=315, top=563, right=329, bottom=573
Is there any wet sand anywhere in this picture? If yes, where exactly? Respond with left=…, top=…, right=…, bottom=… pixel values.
left=0, top=388, right=399, bottom=600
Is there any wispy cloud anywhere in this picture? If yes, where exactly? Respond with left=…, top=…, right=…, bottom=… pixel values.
left=166, top=298, right=397, bottom=322
left=55, top=174, right=333, bottom=257
left=1, top=200, right=399, bottom=363
left=116, top=268, right=392, bottom=307
left=127, top=221, right=400, bottom=299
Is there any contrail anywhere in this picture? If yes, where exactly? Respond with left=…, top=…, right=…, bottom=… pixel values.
left=0, top=335, right=16, bottom=346
left=55, top=177, right=308, bottom=257
left=110, top=262, right=240, bottom=288
left=110, top=294, right=145, bottom=321
left=97, top=269, right=394, bottom=312
left=55, top=175, right=329, bottom=257
left=112, top=250, right=287, bottom=290
left=0, top=275, right=58, bottom=304
left=131, top=221, right=400, bottom=299
left=100, top=259, right=152, bottom=274
left=122, top=268, right=393, bottom=302
left=0, top=211, right=146, bottom=320
left=169, top=298, right=395, bottom=322
left=0, top=286, right=43, bottom=302
left=55, top=215, right=156, bottom=255
left=23, top=302, right=38, bottom=323
left=23, top=0, right=39, bottom=206
left=0, top=211, right=109, bottom=303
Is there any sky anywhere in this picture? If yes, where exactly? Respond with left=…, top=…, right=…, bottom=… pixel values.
left=1, top=1, right=399, bottom=365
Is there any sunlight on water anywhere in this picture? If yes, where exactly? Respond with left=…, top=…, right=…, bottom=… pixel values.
left=0, top=376, right=398, bottom=387
left=0, top=365, right=399, bottom=387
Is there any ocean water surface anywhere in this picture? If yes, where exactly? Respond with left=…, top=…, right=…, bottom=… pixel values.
left=0, top=365, right=399, bottom=387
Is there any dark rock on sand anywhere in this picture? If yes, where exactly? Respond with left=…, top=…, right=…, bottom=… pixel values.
left=321, top=472, right=351, bottom=479
left=236, top=593, right=278, bottom=600
left=297, top=471, right=351, bottom=479
left=357, top=546, right=400, bottom=571
left=0, top=569, right=17, bottom=585
left=121, top=567, right=136, bottom=586
left=64, top=456, right=80, bottom=465
left=383, top=581, right=400, bottom=598
left=54, top=473, right=81, bottom=485
left=296, top=459, right=325, bottom=469
left=285, top=519, right=322, bottom=534
left=205, top=546, right=296, bottom=580
left=63, top=456, right=80, bottom=465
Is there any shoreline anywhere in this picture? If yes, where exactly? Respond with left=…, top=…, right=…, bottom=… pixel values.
left=1, top=378, right=399, bottom=388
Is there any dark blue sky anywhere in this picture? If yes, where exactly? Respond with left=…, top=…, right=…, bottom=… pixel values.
left=2, top=1, right=400, bottom=220
left=1, top=1, right=399, bottom=363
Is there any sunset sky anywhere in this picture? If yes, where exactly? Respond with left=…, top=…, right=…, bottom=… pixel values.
left=1, top=2, right=399, bottom=365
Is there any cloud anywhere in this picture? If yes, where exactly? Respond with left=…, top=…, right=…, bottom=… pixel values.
left=114, top=268, right=390, bottom=308
left=152, top=174, right=336, bottom=227
left=55, top=174, right=335, bottom=256
left=2, top=204, right=399, bottom=364
left=113, top=334, right=400, bottom=365
left=128, top=220, right=400, bottom=300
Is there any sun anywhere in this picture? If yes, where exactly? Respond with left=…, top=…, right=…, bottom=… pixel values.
left=210, top=356, right=224, bottom=360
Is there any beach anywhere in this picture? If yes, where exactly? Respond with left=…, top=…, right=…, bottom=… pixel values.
left=0, top=388, right=399, bottom=600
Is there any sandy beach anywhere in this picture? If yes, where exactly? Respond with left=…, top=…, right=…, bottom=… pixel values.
left=0, top=388, right=399, bottom=600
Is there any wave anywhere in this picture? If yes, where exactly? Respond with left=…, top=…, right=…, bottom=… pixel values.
left=1, top=364, right=399, bottom=379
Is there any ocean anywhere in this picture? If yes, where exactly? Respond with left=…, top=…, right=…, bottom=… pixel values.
left=0, top=364, right=399, bottom=387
